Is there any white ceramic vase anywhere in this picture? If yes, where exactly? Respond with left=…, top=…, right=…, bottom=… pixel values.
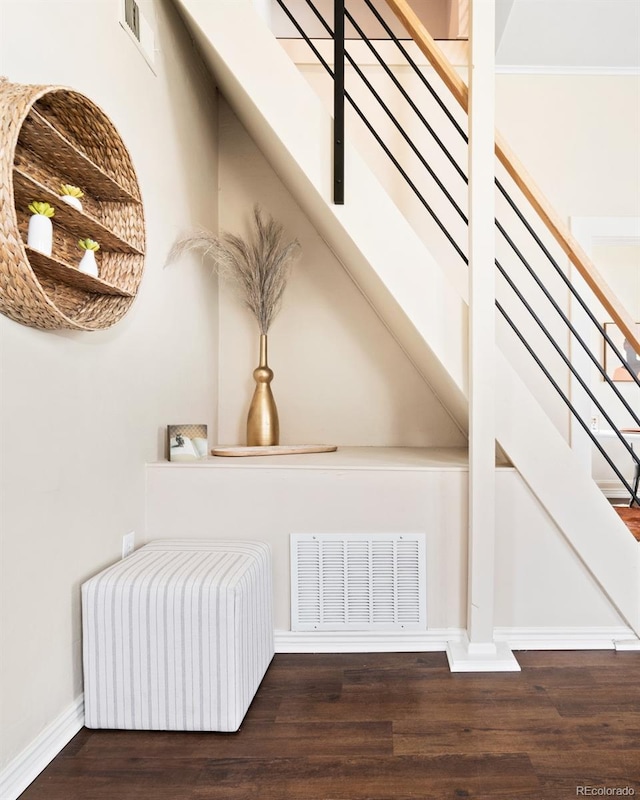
left=27, top=213, right=53, bottom=256
left=59, top=194, right=83, bottom=212
left=78, top=249, right=98, bottom=278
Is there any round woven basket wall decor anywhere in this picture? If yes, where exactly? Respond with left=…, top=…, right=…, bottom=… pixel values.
left=0, top=77, right=146, bottom=330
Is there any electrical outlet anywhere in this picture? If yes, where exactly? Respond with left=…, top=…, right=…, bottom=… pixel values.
left=122, top=531, right=135, bottom=559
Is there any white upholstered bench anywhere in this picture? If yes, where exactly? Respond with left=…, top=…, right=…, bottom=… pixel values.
left=82, top=539, right=273, bottom=732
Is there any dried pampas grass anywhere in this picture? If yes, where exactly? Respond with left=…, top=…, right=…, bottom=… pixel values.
left=168, top=205, right=300, bottom=334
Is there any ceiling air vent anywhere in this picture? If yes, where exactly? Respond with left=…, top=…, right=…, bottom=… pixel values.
left=291, top=533, right=426, bottom=631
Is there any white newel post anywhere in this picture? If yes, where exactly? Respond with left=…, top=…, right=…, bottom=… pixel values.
left=447, top=0, right=519, bottom=672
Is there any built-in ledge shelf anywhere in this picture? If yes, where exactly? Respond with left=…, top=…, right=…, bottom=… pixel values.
left=149, top=447, right=504, bottom=471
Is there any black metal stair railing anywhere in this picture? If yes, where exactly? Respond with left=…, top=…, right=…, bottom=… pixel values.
left=333, top=0, right=345, bottom=203
left=274, top=0, right=640, bottom=506
left=276, top=0, right=468, bottom=263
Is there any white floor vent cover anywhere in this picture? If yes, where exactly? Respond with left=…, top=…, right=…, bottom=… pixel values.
left=291, top=533, right=426, bottom=631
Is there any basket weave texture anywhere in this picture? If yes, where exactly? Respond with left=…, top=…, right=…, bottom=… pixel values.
left=0, top=78, right=145, bottom=330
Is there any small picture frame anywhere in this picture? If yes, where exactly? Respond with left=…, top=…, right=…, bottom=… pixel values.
left=168, top=424, right=208, bottom=462
left=603, top=322, right=640, bottom=382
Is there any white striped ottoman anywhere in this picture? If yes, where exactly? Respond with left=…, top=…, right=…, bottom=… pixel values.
left=82, top=540, right=273, bottom=732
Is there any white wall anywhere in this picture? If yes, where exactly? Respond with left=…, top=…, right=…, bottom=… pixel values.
left=0, top=0, right=219, bottom=771
left=147, top=454, right=469, bottom=631
left=145, top=458, right=625, bottom=633
left=216, top=98, right=466, bottom=447
left=495, top=75, right=640, bottom=219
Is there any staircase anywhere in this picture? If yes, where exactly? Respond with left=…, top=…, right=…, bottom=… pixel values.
left=171, top=0, right=639, bottom=636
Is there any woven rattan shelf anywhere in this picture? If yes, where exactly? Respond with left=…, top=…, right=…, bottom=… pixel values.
left=27, top=248, right=134, bottom=298
left=0, top=78, right=145, bottom=330
left=13, top=170, right=143, bottom=255
left=19, top=109, right=141, bottom=204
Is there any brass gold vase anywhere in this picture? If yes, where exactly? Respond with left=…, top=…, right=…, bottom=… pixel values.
left=246, top=334, right=279, bottom=446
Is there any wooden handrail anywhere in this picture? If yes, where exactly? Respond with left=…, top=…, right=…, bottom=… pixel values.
left=383, top=0, right=640, bottom=356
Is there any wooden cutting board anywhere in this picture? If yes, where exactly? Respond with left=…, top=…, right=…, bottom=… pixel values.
left=211, top=445, right=338, bottom=457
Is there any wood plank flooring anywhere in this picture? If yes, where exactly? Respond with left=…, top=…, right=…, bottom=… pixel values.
left=19, top=651, right=640, bottom=799
left=613, top=506, right=640, bottom=541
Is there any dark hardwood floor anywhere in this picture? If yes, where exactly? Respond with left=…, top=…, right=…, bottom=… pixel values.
left=20, top=651, right=640, bottom=799
left=613, top=506, right=640, bottom=541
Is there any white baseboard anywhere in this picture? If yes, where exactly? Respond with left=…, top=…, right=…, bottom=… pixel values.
left=614, top=638, right=640, bottom=651
left=274, top=628, right=465, bottom=653
left=0, top=695, right=84, bottom=800
left=597, top=480, right=632, bottom=501
left=275, top=626, right=639, bottom=654
left=495, top=626, right=638, bottom=650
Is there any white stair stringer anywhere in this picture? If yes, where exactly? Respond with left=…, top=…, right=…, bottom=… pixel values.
left=495, top=350, right=639, bottom=634
left=172, top=0, right=639, bottom=635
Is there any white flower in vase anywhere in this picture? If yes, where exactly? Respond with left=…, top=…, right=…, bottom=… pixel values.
left=58, top=184, right=84, bottom=212
left=78, top=238, right=100, bottom=277
left=27, top=201, right=55, bottom=256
